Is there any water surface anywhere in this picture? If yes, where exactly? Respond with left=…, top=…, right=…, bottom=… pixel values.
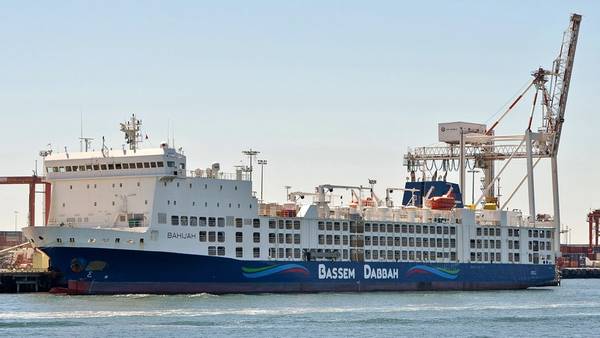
left=0, top=279, right=598, bottom=337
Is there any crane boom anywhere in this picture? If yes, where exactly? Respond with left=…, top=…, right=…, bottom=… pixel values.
left=550, top=13, right=581, bottom=156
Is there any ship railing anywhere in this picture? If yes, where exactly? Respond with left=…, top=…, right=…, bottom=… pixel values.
left=189, top=170, right=251, bottom=181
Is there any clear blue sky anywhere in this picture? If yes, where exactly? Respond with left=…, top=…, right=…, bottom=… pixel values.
left=0, top=1, right=598, bottom=244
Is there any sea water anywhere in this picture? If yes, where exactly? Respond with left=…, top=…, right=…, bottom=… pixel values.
left=0, top=279, right=598, bottom=337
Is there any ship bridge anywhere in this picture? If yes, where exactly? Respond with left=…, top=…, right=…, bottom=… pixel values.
left=44, top=146, right=187, bottom=179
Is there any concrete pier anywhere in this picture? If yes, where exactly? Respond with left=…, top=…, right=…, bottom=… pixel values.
left=561, top=268, right=600, bottom=279
left=0, top=271, right=57, bottom=293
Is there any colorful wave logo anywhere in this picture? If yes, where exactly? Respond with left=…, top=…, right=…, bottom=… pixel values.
left=406, top=265, right=459, bottom=280
left=242, top=264, right=310, bottom=278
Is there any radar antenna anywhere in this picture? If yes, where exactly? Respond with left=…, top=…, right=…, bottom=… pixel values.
left=120, top=114, right=143, bottom=151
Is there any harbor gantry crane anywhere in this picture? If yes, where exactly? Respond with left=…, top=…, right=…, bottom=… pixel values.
left=403, top=13, right=582, bottom=256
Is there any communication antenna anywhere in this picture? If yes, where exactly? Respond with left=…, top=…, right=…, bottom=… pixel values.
left=242, top=148, right=260, bottom=181
left=119, top=114, right=143, bottom=152
left=101, top=136, right=108, bottom=157
left=368, top=179, right=377, bottom=199
left=285, top=185, right=292, bottom=201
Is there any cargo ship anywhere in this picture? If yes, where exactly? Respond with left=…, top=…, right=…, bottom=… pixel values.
left=21, top=114, right=558, bottom=294
left=22, top=13, right=582, bottom=294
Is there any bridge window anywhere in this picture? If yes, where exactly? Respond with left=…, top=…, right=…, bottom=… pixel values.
left=144, top=162, right=150, bottom=168
left=122, top=163, right=129, bottom=169
left=171, top=216, right=179, bottom=226
left=199, top=231, right=207, bottom=242
left=180, top=216, right=188, bottom=226
left=157, top=161, right=164, bottom=168
left=189, top=217, right=197, bottom=226
left=129, top=163, right=136, bottom=169
left=151, top=162, right=157, bottom=168
left=115, top=163, right=122, bottom=170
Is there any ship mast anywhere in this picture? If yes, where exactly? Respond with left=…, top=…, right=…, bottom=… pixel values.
left=120, top=114, right=143, bottom=152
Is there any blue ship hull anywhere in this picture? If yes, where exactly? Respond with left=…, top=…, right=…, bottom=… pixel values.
left=41, top=247, right=558, bottom=294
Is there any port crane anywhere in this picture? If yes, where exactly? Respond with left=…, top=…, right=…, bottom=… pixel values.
left=403, top=14, right=581, bottom=256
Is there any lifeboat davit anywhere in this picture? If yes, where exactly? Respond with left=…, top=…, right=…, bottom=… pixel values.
left=425, top=187, right=456, bottom=210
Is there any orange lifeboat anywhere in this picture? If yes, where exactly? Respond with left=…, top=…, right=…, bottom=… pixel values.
left=362, top=197, right=376, bottom=207
left=425, top=187, right=456, bottom=210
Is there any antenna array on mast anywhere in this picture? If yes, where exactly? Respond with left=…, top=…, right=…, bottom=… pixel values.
left=120, top=114, right=143, bottom=152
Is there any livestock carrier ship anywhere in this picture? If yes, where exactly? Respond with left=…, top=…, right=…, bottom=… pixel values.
left=22, top=14, right=581, bottom=294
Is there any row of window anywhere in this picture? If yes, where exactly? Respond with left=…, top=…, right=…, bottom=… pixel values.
left=207, top=246, right=225, bottom=256
left=236, top=247, right=261, bottom=258
left=269, top=233, right=301, bottom=244
left=365, top=236, right=456, bottom=248
left=164, top=215, right=261, bottom=228
left=317, top=235, right=349, bottom=246
left=471, top=252, right=503, bottom=262
left=236, top=232, right=262, bottom=243
left=269, top=219, right=302, bottom=230
left=54, top=237, right=139, bottom=245
left=199, top=231, right=225, bottom=242
left=269, top=247, right=303, bottom=259
left=48, top=161, right=170, bottom=173
left=507, top=228, right=521, bottom=237
left=365, top=223, right=457, bottom=235
left=318, top=221, right=350, bottom=232
left=529, top=229, right=553, bottom=239
left=529, top=240, right=552, bottom=251
left=365, top=250, right=457, bottom=261
left=200, top=231, right=269, bottom=244
left=529, top=253, right=553, bottom=263
left=476, top=227, right=501, bottom=237
left=507, top=240, right=521, bottom=250
left=470, top=239, right=503, bottom=250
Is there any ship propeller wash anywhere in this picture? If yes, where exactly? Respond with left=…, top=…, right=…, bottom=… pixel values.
left=23, top=14, right=581, bottom=294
